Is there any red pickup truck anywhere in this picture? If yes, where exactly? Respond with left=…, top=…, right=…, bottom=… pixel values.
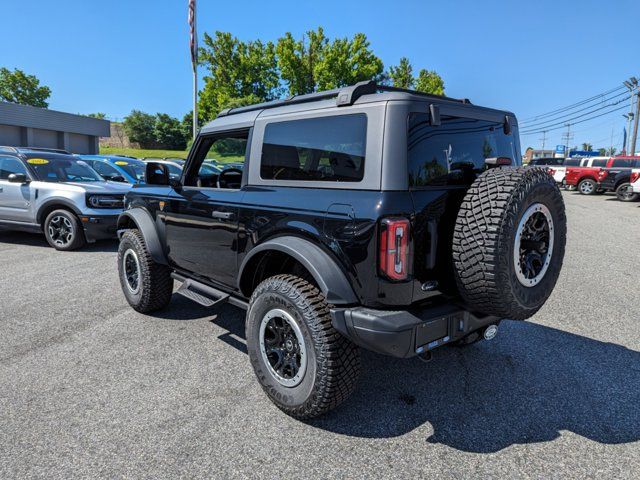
left=565, top=157, right=639, bottom=195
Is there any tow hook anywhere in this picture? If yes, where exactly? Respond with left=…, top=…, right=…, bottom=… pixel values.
left=483, top=324, right=498, bottom=341
left=417, top=350, right=433, bottom=363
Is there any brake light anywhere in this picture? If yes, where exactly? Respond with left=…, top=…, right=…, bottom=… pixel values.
left=631, top=172, right=640, bottom=183
left=379, top=218, right=410, bottom=281
left=548, top=168, right=556, bottom=176
left=598, top=170, right=608, bottom=180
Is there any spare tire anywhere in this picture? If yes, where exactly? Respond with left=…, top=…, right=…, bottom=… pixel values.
left=452, top=167, right=566, bottom=320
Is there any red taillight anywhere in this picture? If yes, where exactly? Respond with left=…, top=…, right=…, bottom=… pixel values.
left=379, top=218, right=410, bottom=281
left=598, top=170, right=608, bottom=180
left=548, top=168, right=556, bottom=176
left=631, top=172, right=640, bottom=183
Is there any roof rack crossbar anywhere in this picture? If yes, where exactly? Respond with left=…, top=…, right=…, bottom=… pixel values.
left=215, top=81, right=471, bottom=118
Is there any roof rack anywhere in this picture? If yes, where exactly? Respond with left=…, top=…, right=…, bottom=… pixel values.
left=216, top=80, right=471, bottom=118
left=20, top=147, right=71, bottom=155
left=0, top=146, right=19, bottom=153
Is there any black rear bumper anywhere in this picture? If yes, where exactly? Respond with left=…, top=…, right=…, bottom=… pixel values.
left=330, top=303, right=501, bottom=358
left=80, top=215, right=119, bottom=243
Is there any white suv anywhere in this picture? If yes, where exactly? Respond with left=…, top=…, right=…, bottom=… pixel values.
left=631, top=169, right=640, bottom=193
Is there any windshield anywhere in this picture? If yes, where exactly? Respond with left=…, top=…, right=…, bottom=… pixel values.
left=164, top=163, right=183, bottom=179
left=115, top=161, right=146, bottom=181
left=28, top=157, right=103, bottom=183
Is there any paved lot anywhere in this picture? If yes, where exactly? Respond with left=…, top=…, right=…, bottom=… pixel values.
left=1, top=191, right=639, bottom=479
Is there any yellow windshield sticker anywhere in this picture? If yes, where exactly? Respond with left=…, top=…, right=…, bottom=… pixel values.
left=114, top=161, right=129, bottom=166
left=27, top=158, right=49, bottom=165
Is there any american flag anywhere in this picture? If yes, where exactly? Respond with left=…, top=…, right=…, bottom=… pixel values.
left=188, top=0, right=197, bottom=70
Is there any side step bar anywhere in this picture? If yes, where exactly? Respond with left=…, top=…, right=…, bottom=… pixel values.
left=171, top=273, right=249, bottom=310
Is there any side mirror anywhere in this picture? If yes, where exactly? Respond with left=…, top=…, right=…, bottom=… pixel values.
left=145, top=162, right=170, bottom=186
left=8, top=173, right=29, bottom=184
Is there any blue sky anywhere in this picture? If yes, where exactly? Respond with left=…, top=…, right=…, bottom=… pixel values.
left=2, top=0, right=638, bottom=151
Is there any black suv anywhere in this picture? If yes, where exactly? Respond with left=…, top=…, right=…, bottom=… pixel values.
left=116, top=81, right=567, bottom=419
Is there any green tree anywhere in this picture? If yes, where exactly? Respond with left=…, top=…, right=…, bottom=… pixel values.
left=86, top=112, right=106, bottom=119
left=0, top=67, right=51, bottom=108
left=415, top=69, right=445, bottom=95
left=388, top=57, right=414, bottom=89
left=581, top=142, right=593, bottom=151
left=123, top=110, right=156, bottom=148
left=154, top=113, right=187, bottom=150
left=198, top=31, right=280, bottom=122
left=276, top=27, right=383, bottom=95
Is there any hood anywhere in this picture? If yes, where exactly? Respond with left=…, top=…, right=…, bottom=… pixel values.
left=33, top=181, right=132, bottom=194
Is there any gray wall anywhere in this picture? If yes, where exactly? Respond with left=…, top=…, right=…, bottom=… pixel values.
left=0, top=101, right=109, bottom=154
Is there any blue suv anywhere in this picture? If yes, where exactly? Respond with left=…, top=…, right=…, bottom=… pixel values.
left=78, top=155, right=146, bottom=184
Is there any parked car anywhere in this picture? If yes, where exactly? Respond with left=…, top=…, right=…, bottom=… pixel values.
left=564, top=157, right=634, bottom=195
left=596, top=156, right=640, bottom=201
left=115, top=81, right=566, bottom=419
left=0, top=147, right=130, bottom=250
left=141, top=159, right=184, bottom=180
left=78, top=155, right=147, bottom=184
left=527, top=157, right=565, bottom=167
left=630, top=169, right=640, bottom=194
left=548, top=156, right=607, bottom=187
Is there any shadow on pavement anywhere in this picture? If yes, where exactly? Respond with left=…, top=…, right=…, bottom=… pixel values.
left=309, top=320, right=640, bottom=453
left=0, top=230, right=118, bottom=252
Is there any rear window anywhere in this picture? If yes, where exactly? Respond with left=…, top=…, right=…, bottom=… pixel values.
left=564, top=159, right=581, bottom=167
left=611, top=158, right=639, bottom=168
left=592, top=159, right=607, bottom=167
left=408, top=114, right=517, bottom=187
left=260, top=114, right=366, bottom=182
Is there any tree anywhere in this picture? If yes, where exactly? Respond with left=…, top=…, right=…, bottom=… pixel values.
left=388, top=57, right=414, bottom=89
left=123, top=110, right=156, bottom=148
left=276, top=27, right=383, bottom=95
left=598, top=148, right=606, bottom=156
left=198, top=31, right=280, bottom=122
left=415, top=69, right=445, bottom=95
left=582, top=142, right=593, bottom=151
left=86, top=112, right=106, bottom=119
left=154, top=113, right=187, bottom=150
left=0, top=67, right=51, bottom=108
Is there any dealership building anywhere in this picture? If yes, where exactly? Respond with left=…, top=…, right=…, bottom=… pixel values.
left=0, top=102, right=110, bottom=154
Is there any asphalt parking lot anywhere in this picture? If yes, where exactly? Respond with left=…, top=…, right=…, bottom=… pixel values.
left=1, top=191, right=639, bottom=479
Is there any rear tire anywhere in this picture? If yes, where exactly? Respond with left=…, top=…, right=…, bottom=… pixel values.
left=578, top=178, right=597, bottom=195
left=616, top=182, right=639, bottom=202
left=118, top=229, right=173, bottom=312
left=246, top=274, right=360, bottom=419
left=43, top=209, right=86, bottom=251
left=452, top=167, right=567, bottom=320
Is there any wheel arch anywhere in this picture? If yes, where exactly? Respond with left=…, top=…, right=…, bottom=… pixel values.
left=37, top=199, right=83, bottom=227
left=238, top=236, right=358, bottom=305
left=117, top=208, right=167, bottom=265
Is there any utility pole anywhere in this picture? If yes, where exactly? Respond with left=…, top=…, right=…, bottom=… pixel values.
left=539, top=130, right=547, bottom=154
left=631, top=87, right=640, bottom=156
left=623, top=77, right=638, bottom=154
left=562, top=124, right=573, bottom=158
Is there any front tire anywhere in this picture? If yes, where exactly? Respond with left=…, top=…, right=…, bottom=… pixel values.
left=118, top=230, right=173, bottom=312
left=578, top=178, right=597, bottom=195
left=43, top=209, right=86, bottom=251
left=246, top=275, right=360, bottom=419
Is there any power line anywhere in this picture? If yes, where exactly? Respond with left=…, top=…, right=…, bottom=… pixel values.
left=520, top=85, right=626, bottom=123
left=520, top=100, right=629, bottom=135
left=520, top=103, right=628, bottom=135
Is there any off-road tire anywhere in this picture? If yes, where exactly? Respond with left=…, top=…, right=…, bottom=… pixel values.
left=118, top=229, right=173, bottom=313
left=615, top=182, right=639, bottom=202
left=452, top=167, right=566, bottom=320
left=246, top=275, right=360, bottom=419
left=578, top=178, right=597, bottom=195
left=43, top=209, right=86, bottom=251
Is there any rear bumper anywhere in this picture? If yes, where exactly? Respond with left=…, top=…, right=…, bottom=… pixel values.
left=80, top=214, right=119, bottom=242
left=330, top=303, right=501, bottom=358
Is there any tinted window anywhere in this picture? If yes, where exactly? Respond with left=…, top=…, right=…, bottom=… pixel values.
left=564, top=159, right=581, bottom=167
left=28, top=157, right=102, bottom=182
left=611, top=159, right=634, bottom=168
left=408, top=114, right=516, bottom=187
left=592, top=159, right=607, bottom=167
left=261, top=114, right=366, bottom=182
left=0, top=156, right=28, bottom=180
left=92, top=161, right=120, bottom=178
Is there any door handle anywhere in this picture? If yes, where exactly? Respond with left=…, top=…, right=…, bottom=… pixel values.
left=211, top=211, right=233, bottom=220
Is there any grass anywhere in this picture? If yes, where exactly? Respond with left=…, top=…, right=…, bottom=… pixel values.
left=99, top=146, right=244, bottom=164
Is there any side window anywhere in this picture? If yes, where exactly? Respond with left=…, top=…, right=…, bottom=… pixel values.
left=408, top=114, right=516, bottom=187
left=185, top=132, right=248, bottom=188
left=592, top=159, right=607, bottom=167
left=260, top=114, right=367, bottom=182
left=0, top=156, right=28, bottom=180
left=612, top=159, right=633, bottom=168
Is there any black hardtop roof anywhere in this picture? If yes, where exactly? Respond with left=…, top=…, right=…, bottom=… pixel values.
left=216, top=80, right=473, bottom=119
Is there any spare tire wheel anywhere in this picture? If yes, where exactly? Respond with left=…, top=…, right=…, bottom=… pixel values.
left=452, top=167, right=566, bottom=320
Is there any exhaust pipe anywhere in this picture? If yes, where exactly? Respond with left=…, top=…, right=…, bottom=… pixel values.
left=483, top=324, right=498, bottom=341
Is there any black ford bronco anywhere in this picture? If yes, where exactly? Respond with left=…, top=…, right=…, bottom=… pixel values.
left=116, top=81, right=567, bottom=419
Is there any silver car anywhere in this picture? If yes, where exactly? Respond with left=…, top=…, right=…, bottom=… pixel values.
left=0, top=147, right=131, bottom=250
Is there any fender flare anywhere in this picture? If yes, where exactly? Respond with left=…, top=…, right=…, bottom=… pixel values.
left=36, top=198, right=83, bottom=225
left=117, top=208, right=167, bottom=265
left=239, top=236, right=358, bottom=305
